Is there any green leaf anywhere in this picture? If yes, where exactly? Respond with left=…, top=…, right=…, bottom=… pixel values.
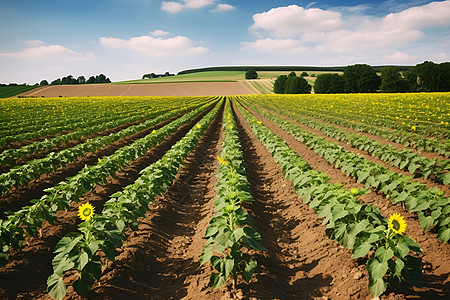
left=418, top=215, right=435, bottom=231
left=200, top=244, right=213, bottom=265
left=73, top=273, right=95, bottom=297
left=242, top=258, right=257, bottom=283
left=352, top=241, right=372, bottom=259
left=224, top=257, right=234, bottom=279
left=438, top=226, right=450, bottom=243
left=368, top=277, right=387, bottom=298
left=367, top=257, right=388, bottom=281
left=47, top=273, right=66, bottom=300
left=78, top=252, right=89, bottom=270
left=243, top=227, right=265, bottom=250
left=375, top=247, right=394, bottom=264
left=210, top=272, right=227, bottom=289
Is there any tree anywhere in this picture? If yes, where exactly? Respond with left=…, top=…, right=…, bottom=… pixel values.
left=343, top=64, right=380, bottom=93
left=403, top=67, right=418, bottom=92
left=314, top=73, right=344, bottom=94
left=77, top=76, right=86, bottom=84
left=415, top=61, right=439, bottom=92
left=284, top=74, right=311, bottom=94
left=51, top=78, right=61, bottom=85
left=273, top=75, right=287, bottom=94
left=436, top=62, right=450, bottom=92
left=86, top=76, right=96, bottom=84
left=380, top=67, right=408, bottom=93
left=245, top=68, right=258, bottom=79
left=300, top=71, right=308, bottom=77
left=40, top=80, right=49, bottom=86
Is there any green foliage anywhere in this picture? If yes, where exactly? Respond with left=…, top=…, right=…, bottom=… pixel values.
left=273, top=75, right=287, bottom=94
left=314, top=73, right=345, bottom=94
left=343, top=64, right=381, bottom=93
left=245, top=68, right=258, bottom=79
left=201, top=101, right=264, bottom=289
left=284, top=75, right=311, bottom=94
left=380, top=67, right=408, bottom=93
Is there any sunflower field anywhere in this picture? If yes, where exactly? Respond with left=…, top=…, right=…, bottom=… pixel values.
left=0, top=93, right=449, bottom=299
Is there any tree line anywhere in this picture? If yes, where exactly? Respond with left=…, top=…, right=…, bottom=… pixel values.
left=313, top=61, right=450, bottom=94
left=39, top=74, right=111, bottom=86
left=142, top=72, right=175, bottom=79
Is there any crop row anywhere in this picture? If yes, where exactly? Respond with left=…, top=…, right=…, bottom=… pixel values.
left=243, top=101, right=450, bottom=243
left=0, top=99, right=210, bottom=195
left=234, top=98, right=422, bottom=297
left=200, top=100, right=265, bottom=289
left=46, top=99, right=223, bottom=299
left=248, top=99, right=450, bottom=185
left=246, top=95, right=450, bottom=156
left=0, top=99, right=218, bottom=267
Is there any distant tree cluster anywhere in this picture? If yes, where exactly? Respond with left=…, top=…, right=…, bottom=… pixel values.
left=314, top=61, right=450, bottom=94
left=245, top=68, right=258, bottom=79
left=142, top=72, right=175, bottom=79
left=273, top=72, right=312, bottom=94
left=45, top=74, right=111, bottom=85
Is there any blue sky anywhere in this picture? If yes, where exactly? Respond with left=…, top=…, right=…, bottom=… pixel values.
left=0, top=0, right=449, bottom=83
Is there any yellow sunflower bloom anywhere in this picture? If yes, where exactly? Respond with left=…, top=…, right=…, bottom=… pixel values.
left=78, top=202, right=95, bottom=221
left=229, top=125, right=233, bottom=130
left=217, top=156, right=229, bottom=166
left=197, top=124, right=201, bottom=129
left=389, top=213, right=407, bottom=235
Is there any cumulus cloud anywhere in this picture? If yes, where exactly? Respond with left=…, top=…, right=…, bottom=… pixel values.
left=150, top=29, right=170, bottom=36
left=161, top=0, right=217, bottom=13
left=212, top=3, right=235, bottom=12
left=244, top=1, right=450, bottom=64
left=0, top=44, right=93, bottom=60
left=99, top=35, right=208, bottom=56
left=250, top=5, right=344, bottom=37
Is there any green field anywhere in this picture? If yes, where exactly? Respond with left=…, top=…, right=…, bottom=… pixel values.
left=116, top=70, right=340, bottom=84
left=0, top=86, right=38, bottom=98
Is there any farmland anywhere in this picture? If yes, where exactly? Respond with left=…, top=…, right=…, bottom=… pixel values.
left=0, top=93, right=449, bottom=299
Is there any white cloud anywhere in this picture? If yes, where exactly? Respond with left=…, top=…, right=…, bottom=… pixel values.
left=432, top=52, right=449, bottom=61
left=22, top=40, right=45, bottom=47
left=99, top=35, right=208, bottom=56
left=250, top=5, right=344, bottom=38
left=161, top=1, right=185, bottom=13
left=212, top=3, right=235, bottom=12
left=150, top=29, right=170, bottom=36
left=0, top=44, right=93, bottom=60
left=161, top=0, right=216, bottom=13
left=245, top=1, right=450, bottom=64
left=383, top=51, right=417, bottom=63
left=242, top=38, right=307, bottom=54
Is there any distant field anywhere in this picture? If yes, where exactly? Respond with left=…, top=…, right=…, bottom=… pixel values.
left=0, top=86, right=38, bottom=98
left=117, top=70, right=340, bottom=84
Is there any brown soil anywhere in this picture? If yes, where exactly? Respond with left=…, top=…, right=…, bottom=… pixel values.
left=16, top=82, right=253, bottom=98
left=243, top=104, right=450, bottom=299
left=0, top=108, right=212, bottom=299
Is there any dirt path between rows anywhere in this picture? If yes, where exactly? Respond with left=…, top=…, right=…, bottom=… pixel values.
left=74, top=104, right=225, bottom=299
left=241, top=103, right=450, bottom=299
left=0, top=108, right=213, bottom=299
left=232, top=103, right=371, bottom=299
left=0, top=114, right=182, bottom=219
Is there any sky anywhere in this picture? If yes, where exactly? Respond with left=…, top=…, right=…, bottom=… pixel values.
left=0, top=0, right=449, bottom=84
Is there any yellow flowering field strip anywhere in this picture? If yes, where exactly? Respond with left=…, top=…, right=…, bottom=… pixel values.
left=234, top=98, right=422, bottom=298
left=246, top=99, right=449, bottom=185
left=46, top=100, right=224, bottom=299
left=244, top=101, right=450, bottom=243
left=0, top=99, right=218, bottom=267
left=200, top=99, right=265, bottom=289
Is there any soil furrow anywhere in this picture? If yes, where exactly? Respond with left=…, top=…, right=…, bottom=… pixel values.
left=0, top=109, right=212, bottom=299
left=232, top=103, right=371, bottom=299
left=0, top=117, right=148, bottom=174
left=0, top=114, right=181, bottom=218
left=243, top=103, right=450, bottom=299
left=74, top=106, right=225, bottom=299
